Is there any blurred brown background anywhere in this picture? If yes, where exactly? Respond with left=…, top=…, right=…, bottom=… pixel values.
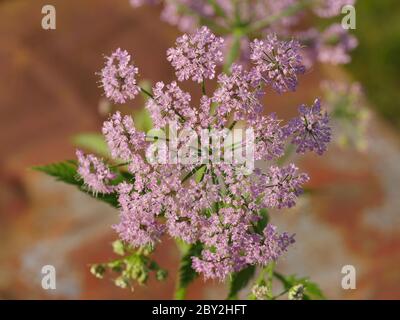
left=0, top=0, right=399, bottom=299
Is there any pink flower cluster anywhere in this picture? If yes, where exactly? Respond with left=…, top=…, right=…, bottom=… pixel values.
left=250, top=35, right=305, bottom=93
left=192, top=208, right=295, bottom=280
left=285, top=99, right=331, bottom=155
left=78, top=27, right=331, bottom=281
left=167, top=26, right=224, bottom=83
left=100, top=48, right=140, bottom=104
left=314, top=0, right=356, bottom=18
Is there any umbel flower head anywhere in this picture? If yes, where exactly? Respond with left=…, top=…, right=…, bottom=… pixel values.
left=285, top=99, right=331, bottom=155
left=250, top=35, right=305, bottom=93
left=100, top=48, right=140, bottom=104
left=167, top=26, right=224, bottom=83
left=84, top=27, right=331, bottom=281
left=76, top=150, right=116, bottom=194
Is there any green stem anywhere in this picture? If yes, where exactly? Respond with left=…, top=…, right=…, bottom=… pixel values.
left=228, top=120, right=237, bottom=130
left=252, top=262, right=276, bottom=300
left=140, top=87, right=153, bottom=99
left=223, top=29, right=243, bottom=73
left=181, top=164, right=206, bottom=183
left=174, top=240, right=188, bottom=300
left=266, top=262, right=275, bottom=298
left=174, top=241, right=203, bottom=300
left=109, top=161, right=131, bottom=169
left=272, top=289, right=289, bottom=300
left=273, top=271, right=290, bottom=287
left=175, top=287, right=187, bottom=300
left=206, top=0, right=227, bottom=18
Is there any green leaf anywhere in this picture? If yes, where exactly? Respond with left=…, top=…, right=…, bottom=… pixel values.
left=195, top=165, right=207, bottom=183
left=175, top=242, right=203, bottom=300
left=227, top=265, right=256, bottom=300
left=72, top=133, right=110, bottom=158
left=181, top=164, right=206, bottom=183
left=133, top=107, right=153, bottom=132
left=302, top=280, right=325, bottom=300
left=274, top=272, right=325, bottom=300
left=32, top=161, right=119, bottom=208
left=223, top=29, right=242, bottom=73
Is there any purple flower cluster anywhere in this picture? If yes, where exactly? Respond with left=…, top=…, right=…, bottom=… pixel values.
left=250, top=35, right=305, bottom=93
left=315, top=0, right=355, bottom=18
left=76, top=150, right=116, bottom=194
left=167, top=26, right=224, bottom=83
left=253, top=114, right=286, bottom=161
left=102, top=111, right=146, bottom=160
left=192, top=208, right=294, bottom=280
left=82, top=28, right=331, bottom=281
left=285, top=99, right=331, bottom=155
left=317, top=24, right=358, bottom=65
left=213, top=63, right=262, bottom=125
left=146, top=81, right=196, bottom=128
left=100, top=48, right=140, bottom=104
left=115, top=182, right=166, bottom=247
left=252, top=164, right=310, bottom=209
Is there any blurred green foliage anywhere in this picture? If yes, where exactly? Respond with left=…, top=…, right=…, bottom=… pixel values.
left=347, top=0, right=400, bottom=129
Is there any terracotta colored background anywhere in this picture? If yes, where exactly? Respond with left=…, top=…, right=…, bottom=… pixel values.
left=0, top=0, right=399, bottom=299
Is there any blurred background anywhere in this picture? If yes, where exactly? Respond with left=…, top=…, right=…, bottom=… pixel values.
left=0, top=0, right=399, bottom=299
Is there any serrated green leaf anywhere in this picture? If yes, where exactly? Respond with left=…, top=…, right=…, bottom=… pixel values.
left=175, top=242, right=203, bottom=300
left=32, top=161, right=119, bottom=208
left=227, top=265, right=256, bottom=300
